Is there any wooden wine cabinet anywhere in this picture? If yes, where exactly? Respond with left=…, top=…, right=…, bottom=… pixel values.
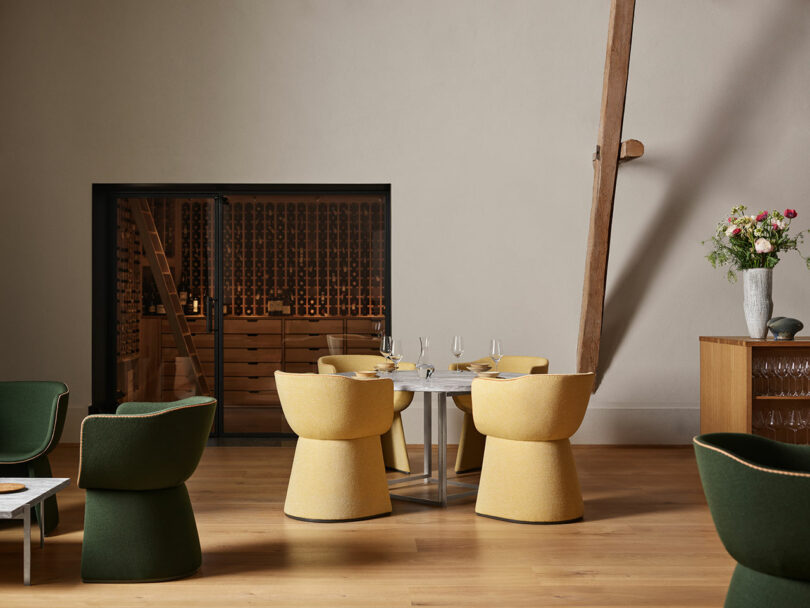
left=700, top=336, right=810, bottom=443
left=115, top=193, right=388, bottom=435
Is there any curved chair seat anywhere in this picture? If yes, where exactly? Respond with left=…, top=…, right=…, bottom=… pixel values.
left=318, top=355, right=415, bottom=474
left=0, top=381, right=69, bottom=535
left=449, top=356, right=549, bottom=473
left=79, top=397, right=216, bottom=583
left=276, top=371, right=393, bottom=522
left=473, top=373, right=593, bottom=524
left=694, top=433, right=810, bottom=607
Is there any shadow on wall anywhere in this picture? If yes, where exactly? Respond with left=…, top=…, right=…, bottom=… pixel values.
left=596, top=0, right=810, bottom=389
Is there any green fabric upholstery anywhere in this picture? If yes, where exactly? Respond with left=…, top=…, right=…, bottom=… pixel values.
left=694, top=433, right=810, bottom=607
left=79, top=397, right=216, bottom=583
left=0, top=381, right=69, bottom=534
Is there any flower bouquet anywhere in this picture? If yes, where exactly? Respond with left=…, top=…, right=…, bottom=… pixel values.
left=704, top=205, right=808, bottom=338
left=705, top=205, right=807, bottom=282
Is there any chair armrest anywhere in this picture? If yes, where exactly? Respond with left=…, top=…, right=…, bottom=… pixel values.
left=79, top=399, right=216, bottom=491
left=0, top=382, right=69, bottom=463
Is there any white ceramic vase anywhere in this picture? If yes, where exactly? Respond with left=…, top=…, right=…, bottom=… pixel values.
left=742, top=268, right=773, bottom=339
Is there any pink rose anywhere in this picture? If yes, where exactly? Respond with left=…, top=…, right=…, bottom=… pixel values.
left=756, top=211, right=768, bottom=222
left=754, top=238, right=773, bottom=253
left=732, top=228, right=741, bottom=236
left=785, top=209, right=798, bottom=218
left=773, top=223, right=780, bottom=230
left=728, top=217, right=735, bottom=223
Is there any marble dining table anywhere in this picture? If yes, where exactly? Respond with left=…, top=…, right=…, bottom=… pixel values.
left=340, top=369, right=521, bottom=507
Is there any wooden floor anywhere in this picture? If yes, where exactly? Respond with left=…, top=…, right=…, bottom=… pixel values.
left=0, top=444, right=731, bottom=607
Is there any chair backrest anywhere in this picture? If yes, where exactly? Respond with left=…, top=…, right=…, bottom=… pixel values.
left=472, top=373, right=594, bottom=441
left=79, top=397, right=216, bottom=491
left=450, top=356, right=549, bottom=374
left=0, top=381, right=69, bottom=462
left=694, top=433, right=810, bottom=581
left=318, top=355, right=416, bottom=373
left=275, top=371, right=393, bottom=439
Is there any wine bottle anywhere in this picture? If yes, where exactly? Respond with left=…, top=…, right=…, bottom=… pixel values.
left=177, top=274, right=189, bottom=307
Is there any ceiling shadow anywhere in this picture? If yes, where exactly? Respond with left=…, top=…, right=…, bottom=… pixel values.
left=596, top=0, right=810, bottom=388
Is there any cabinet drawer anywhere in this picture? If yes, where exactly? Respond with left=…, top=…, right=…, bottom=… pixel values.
left=285, top=319, right=344, bottom=334
left=224, top=390, right=280, bottom=406
left=223, top=377, right=276, bottom=391
left=162, top=347, right=215, bottom=362
left=162, top=362, right=281, bottom=378
left=343, top=335, right=380, bottom=350
left=285, top=348, right=332, bottom=362
left=162, top=348, right=282, bottom=363
left=222, top=405, right=286, bottom=434
left=162, top=333, right=282, bottom=348
left=283, top=363, right=317, bottom=373
left=162, top=319, right=208, bottom=333
left=346, top=347, right=382, bottom=355
left=224, top=319, right=282, bottom=334
left=283, top=334, right=331, bottom=348
left=346, top=319, right=385, bottom=333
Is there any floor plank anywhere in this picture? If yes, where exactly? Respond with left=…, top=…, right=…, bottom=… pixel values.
left=0, top=444, right=731, bottom=606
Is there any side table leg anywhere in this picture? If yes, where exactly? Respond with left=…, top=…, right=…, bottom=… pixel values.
left=39, top=500, right=45, bottom=548
left=438, top=393, right=447, bottom=507
left=23, top=505, right=31, bottom=585
left=423, top=392, right=432, bottom=479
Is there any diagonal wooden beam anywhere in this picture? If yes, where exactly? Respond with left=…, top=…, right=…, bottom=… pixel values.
left=577, top=0, right=637, bottom=376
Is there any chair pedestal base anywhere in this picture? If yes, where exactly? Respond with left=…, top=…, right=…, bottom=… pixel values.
left=476, top=437, right=583, bottom=523
left=455, top=411, right=485, bottom=474
left=285, top=436, right=392, bottom=522
left=81, top=484, right=201, bottom=583
left=381, top=413, right=411, bottom=474
left=725, top=563, right=810, bottom=608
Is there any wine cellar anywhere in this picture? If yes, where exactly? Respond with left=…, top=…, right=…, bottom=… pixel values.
left=111, top=190, right=389, bottom=435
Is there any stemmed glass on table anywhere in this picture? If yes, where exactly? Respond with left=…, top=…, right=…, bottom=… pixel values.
left=389, top=339, right=403, bottom=375
left=379, top=336, right=393, bottom=375
left=451, top=336, right=464, bottom=373
left=490, top=339, right=503, bottom=371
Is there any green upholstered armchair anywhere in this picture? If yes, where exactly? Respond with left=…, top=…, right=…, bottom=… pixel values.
left=79, top=397, right=216, bottom=583
left=0, top=381, right=69, bottom=534
left=694, top=433, right=810, bottom=607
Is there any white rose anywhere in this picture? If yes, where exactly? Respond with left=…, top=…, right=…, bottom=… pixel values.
left=754, top=238, right=774, bottom=253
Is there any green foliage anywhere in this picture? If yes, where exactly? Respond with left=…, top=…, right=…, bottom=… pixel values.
left=703, top=205, right=808, bottom=282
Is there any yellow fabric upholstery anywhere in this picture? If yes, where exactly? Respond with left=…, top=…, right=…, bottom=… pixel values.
left=318, top=355, right=415, bottom=473
left=275, top=372, right=394, bottom=521
left=449, top=356, right=550, bottom=472
left=472, top=373, right=594, bottom=523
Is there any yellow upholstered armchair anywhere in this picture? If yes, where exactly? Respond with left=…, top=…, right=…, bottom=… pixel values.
left=275, top=372, right=394, bottom=522
left=449, top=356, right=549, bottom=473
left=318, top=355, right=415, bottom=474
left=472, top=373, right=594, bottom=523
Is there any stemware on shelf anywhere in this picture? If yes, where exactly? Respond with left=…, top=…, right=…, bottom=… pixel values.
left=490, top=339, right=503, bottom=371
left=766, top=408, right=783, bottom=441
left=451, top=336, right=464, bottom=373
left=786, top=409, right=803, bottom=444
left=774, top=357, right=788, bottom=397
left=789, top=358, right=803, bottom=397
left=751, top=408, right=767, bottom=437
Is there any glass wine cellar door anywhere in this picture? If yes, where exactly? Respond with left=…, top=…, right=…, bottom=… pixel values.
left=102, top=187, right=390, bottom=437
left=114, top=196, right=219, bottom=427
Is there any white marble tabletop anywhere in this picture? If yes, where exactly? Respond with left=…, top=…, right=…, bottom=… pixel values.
left=337, top=370, right=521, bottom=395
left=0, top=478, right=70, bottom=518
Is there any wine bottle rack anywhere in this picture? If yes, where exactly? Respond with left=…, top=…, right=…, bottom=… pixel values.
left=116, top=204, right=141, bottom=359
left=173, top=196, right=386, bottom=318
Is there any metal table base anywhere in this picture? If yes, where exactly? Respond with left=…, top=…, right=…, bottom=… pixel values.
left=388, top=392, right=479, bottom=507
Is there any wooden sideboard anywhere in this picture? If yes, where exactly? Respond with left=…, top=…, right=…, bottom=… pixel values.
left=700, top=336, right=810, bottom=441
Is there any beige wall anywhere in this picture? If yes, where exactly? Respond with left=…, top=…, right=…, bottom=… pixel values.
left=1, top=0, right=809, bottom=444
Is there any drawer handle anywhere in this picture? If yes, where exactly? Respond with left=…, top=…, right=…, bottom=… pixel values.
left=247, top=319, right=258, bottom=323
left=247, top=362, right=258, bottom=366
left=247, top=348, right=258, bottom=351
left=247, top=333, right=258, bottom=337
left=248, top=376, right=259, bottom=379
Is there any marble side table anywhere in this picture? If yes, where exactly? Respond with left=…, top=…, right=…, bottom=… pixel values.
left=0, top=478, right=70, bottom=585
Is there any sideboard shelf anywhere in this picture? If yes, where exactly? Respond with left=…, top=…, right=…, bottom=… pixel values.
left=700, top=336, right=810, bottom=442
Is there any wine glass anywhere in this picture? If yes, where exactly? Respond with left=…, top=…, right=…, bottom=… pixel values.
left=389, top=339, right=403, bottom=374
left=802, top=361, right=810, bottom=397
left=380, top=336, right=393, bottom=362
left=775, top=357, right=788, bottom=396
left=451, top=336, right=464, bottom=372
left=766, top=408, right=783, bottom=441
left=751, top=408, right=767, bottom=438
left=789, top=357, right=803, bottom=397
left=490, top=339, right=503, bottom=371
left=786, top=409, right=804, bottom=444
left=761, top=359, right=771, bottom=396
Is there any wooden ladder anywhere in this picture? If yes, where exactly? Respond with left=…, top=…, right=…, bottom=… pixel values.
left=129, top=198, right=211, bottom=396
